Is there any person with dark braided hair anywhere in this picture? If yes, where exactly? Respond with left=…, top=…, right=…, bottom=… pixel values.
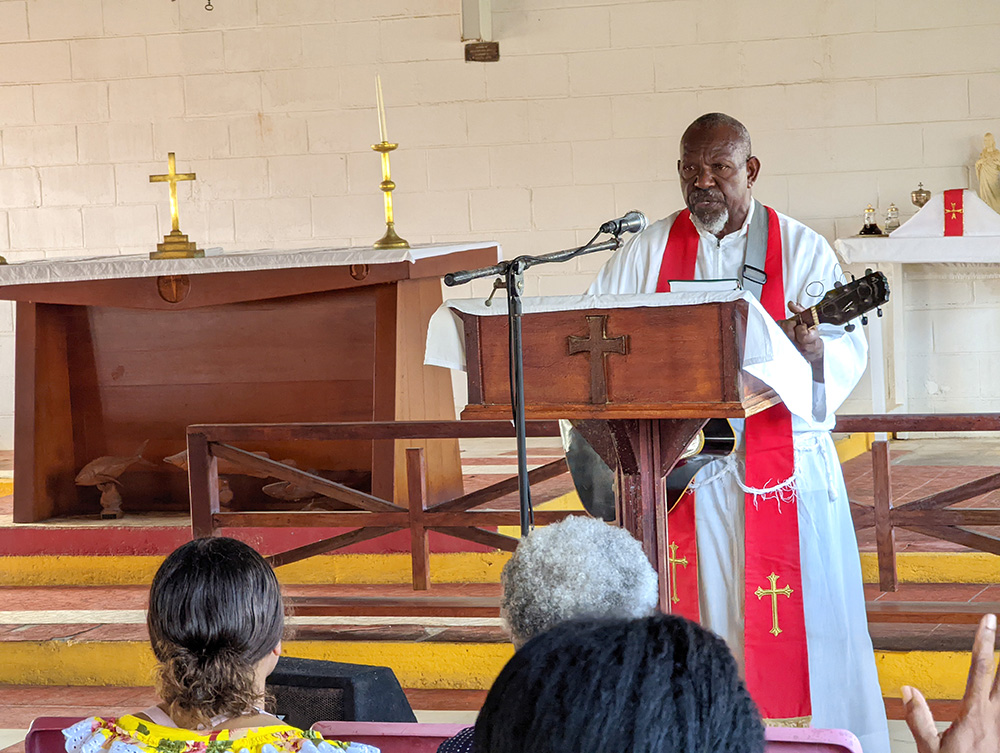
left=63, top=538, right=374, bottom=753
left=474, top=614, right=765, bottom=753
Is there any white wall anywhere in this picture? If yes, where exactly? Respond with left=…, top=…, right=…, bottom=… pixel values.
left=0, top=0, right=998, bottom=440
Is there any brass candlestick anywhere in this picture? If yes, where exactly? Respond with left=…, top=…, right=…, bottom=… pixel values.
left=149, top=152, right=204, bottom=259
left=372, top=141, right=409, bottom=249
left=371, top=75, right=408, bottom=250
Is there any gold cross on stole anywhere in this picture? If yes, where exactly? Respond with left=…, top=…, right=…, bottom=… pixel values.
left=947, top=202, right=964, bottom=220
left=755, top=572, right=793, bottom=636
left=150, top=152, right=196, bottom=233
left=667, top=542, right=688, bottom=604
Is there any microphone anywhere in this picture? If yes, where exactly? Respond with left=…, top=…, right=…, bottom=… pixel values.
left=599, top=210, right=647, bottom=236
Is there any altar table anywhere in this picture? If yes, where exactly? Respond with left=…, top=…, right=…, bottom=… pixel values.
left=3, top=243, right=499, bottom=522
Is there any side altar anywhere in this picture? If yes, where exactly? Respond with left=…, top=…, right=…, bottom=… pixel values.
left=5, top=242, right=499, bottom=523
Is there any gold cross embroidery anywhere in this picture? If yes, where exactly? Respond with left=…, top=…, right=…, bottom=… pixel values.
left=667, top=542, right=688, bottom=605
left=947, top=202, right=964, bottom=220
left=754, top=572, right=793, bottom=636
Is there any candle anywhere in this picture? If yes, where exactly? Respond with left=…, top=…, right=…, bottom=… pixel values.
left=376, top=74, right=388, bottom=143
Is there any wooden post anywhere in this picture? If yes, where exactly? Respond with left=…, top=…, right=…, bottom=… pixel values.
left=871, top=440, right=897, bottom=592
left=188, top=431, right=220, bottom=540
left=406, top=447, right=431, bottom=590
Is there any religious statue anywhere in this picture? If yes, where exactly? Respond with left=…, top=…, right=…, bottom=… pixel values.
left=163, top=448, right=273, bottom=506
left=75, top=441, right=151, bottom=519
left=975, top=133, right=1000, bottom=214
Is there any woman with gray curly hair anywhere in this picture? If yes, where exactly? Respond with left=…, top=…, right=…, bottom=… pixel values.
left=437, top=516, right=659, bottom=753
left=501, top=515, right=660, bottom=647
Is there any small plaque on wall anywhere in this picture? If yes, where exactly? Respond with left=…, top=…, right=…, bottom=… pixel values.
left=465, top=41, right=500, bottom=62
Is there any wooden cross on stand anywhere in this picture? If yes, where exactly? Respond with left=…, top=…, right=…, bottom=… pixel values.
left=567, top=315, right=629, bottom=404
left=150, top=152, right=196, bottom=233
left=149, top=152, right=203, bottom=259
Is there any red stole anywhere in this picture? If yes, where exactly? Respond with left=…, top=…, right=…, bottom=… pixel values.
left=656, top=209, right=812, bottom=724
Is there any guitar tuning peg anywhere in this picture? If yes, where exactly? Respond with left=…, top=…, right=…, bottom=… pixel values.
left=850, top=273, right=856, bottom=281
left=861, top=314, right=869, bottom=325
left=845, top=323, right=855, bottom=332
left=833, top=280, right=843, bottom=288
left=865, top=268, right=873, bottom=276
left=876, top=307, right=883, bottom=318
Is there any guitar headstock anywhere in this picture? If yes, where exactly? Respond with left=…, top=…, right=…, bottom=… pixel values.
left=812, top=270, right=889, bottom=328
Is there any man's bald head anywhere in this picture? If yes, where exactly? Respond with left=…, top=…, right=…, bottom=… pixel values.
left=678, top=113, right=759, bottom=238
left=682, top=113, right=752, bottom=162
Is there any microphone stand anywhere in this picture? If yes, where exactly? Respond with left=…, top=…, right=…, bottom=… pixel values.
left=444, top=234, right=624, bottom=537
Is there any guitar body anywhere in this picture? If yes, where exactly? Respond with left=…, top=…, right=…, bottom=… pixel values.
left=665, top=418, right=736, bottom=511
left=563, top=418, right=737, bottom=520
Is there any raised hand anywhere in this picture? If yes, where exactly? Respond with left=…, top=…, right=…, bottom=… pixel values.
left=902, top=613, right=1000, bottom=753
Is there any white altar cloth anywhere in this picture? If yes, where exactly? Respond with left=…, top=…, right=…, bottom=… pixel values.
left=834, top=229, right=1000, bottom=415
left=0, top=242, right=500, bottom=286
left=836, top=236, right=1000, bottom=264
left=425, top=290, right=814, bottom=420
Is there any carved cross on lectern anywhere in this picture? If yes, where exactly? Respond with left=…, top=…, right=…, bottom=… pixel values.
left=567, top=315, right=629, bottom=404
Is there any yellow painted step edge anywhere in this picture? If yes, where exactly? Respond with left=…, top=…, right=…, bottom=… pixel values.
left=0, top=639, right=980, bottom=700
left=0, top=551, right=513, bottom=587
left=2, top=550, right=994, bottom=587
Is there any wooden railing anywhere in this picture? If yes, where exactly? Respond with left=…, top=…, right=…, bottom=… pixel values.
left=186, top=420, right=580, bottom=589
left=187, top=414, right=1000, bottom=592
left=836, top=413, right=1000, bottom=593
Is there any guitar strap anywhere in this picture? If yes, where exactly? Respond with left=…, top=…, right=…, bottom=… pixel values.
left=743, top=199, right=769, bottom=298
left=656, top=205, right=812, bottom=726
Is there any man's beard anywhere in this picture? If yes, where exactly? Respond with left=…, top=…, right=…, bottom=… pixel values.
left=687, top=189, right=729, bottom=235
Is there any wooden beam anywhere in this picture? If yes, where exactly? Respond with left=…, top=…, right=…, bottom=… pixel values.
left=867, top=601, right=1000, bottom=624
left=429, top=525, right=522, bottom=552
left=210, top=443, right=405, bottom=513
left=188, top=430, right=220, bottom=539
left=213, top=509, right=581, bottom=529
left=900, top=526, right=1000, bottom=556
left=407, top=448, right=431, bottom=591
left=834, top=413, right=1000, bottom=433
left=191, top=420, right=561, bottom=444
left=461, top=0, right=492, bottom=41
left=265, top=527, right=401, bottom=568
left=427, top=457, right=568, bottom=514
left=893, top=471, right=1000, bottom=513
left=872, top=440, right=897, bottom=592
left=892, top=509, right=1000, bottom=526
left=286, top=595, right=501, bottom=618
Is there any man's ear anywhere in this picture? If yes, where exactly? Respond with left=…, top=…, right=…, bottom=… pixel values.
left=746, top=156, right=761, bottom=187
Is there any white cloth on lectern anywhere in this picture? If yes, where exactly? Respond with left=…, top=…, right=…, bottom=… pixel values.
left=424, top=290, right=817, bottom=418
left=591, top=205, right=889, bottom=753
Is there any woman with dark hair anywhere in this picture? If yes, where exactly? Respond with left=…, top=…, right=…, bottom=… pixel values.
left=63, top=537, right=374, bottom=753
left=474, top=614, right=765, bottom=753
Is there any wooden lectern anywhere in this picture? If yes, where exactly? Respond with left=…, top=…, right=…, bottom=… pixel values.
left=457, top=299, right=779, bottom=607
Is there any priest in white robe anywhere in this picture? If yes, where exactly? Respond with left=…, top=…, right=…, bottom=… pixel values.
left=589, top=113, right=890, bottom=753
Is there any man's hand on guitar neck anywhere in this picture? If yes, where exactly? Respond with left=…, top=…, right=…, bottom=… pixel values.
left=780, top=301, right=825, bottom=382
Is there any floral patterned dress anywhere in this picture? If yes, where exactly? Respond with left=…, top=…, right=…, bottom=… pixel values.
left=63, top=716, right=379, bottom=753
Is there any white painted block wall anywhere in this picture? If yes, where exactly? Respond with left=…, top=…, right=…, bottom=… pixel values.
left=0, top=0, right=997, bottom=441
